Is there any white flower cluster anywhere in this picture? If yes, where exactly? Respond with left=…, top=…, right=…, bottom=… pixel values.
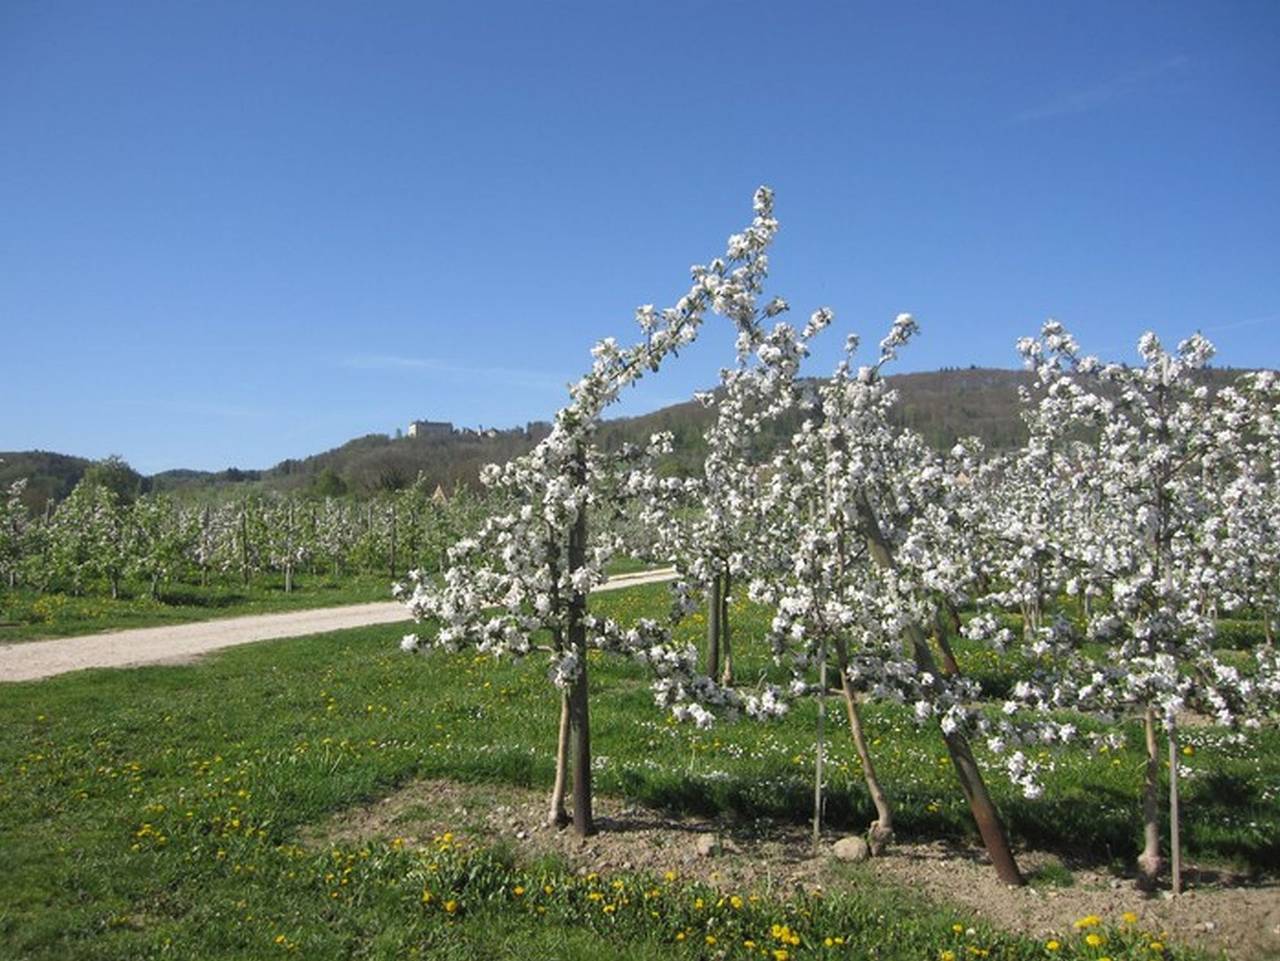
left=397, top=188, right=801, bottom=731
left=983, top=322, right=1280, bottom=735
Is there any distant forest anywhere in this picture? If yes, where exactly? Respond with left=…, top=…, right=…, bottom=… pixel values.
left=2, top=366, right=1247, bottom=511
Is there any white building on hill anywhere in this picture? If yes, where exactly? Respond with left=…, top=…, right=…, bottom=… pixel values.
left=407, top=420, right=452, bottom=439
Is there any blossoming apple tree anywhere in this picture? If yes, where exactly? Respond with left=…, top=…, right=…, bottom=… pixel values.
left=752, top=316, right=1027, bottom=883
left=650, top=305, right=831, bottom=685
left=997, top=322, right=1280, bottom=892
left=397, top=188, right=784, bottom=837
left=0, top=478, right=28, bottom=589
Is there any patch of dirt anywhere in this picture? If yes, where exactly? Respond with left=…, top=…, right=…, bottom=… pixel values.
left=308, top=779, right=1280, bottom=961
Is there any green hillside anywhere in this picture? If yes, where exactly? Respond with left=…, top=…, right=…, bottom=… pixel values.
left=5, top=366, right=1254, bottom=509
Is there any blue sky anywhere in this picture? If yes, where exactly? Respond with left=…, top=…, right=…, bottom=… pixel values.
left=2, top=1, right=1277, bottom=474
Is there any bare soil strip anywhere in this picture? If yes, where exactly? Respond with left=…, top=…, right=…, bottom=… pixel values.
left=0, top=568, right=675, bottom=683
left=313, top=777, right=1280, bottom=961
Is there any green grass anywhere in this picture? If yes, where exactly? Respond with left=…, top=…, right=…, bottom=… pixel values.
left=1, top=582, right=1270, bottom=959
left=0, top=574, right=396, bottom=643
left=604, top=555, right=667, bottom=576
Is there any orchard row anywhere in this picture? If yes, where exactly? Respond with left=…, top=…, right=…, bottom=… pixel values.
left=398, top=187, right=1280, bottom=894
left=0, top=478, right=492, bottom=598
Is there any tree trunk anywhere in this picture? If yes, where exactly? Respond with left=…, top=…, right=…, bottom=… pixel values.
left=547, top=689, right=571, bottom=828
left=932, top=608, right=961, bottom=676
left=240, top=511, right=250, bottom=588
left=389, top=504, right=398, bottom=579
left=1168, top=722, right=1182, bottom=895
left=287, top=503, right=295, bottom=593
left=720, top=571, right=734, bottom=686
left=834, top=636, right=894, bottom=854
left=855, top=493, right=1024, bottom=885
left=1137, top=705, right=1163, bottom=890
left=705, top=572, right=722, bottom=678
left=201, top=508, right=210, bottom=588
left=566, top=456, right=595, bottom=837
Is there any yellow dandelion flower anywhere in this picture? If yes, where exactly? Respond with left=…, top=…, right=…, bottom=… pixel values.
left=941, top=951, right=957, bottom=961
left=513, top=885, right=525, bottom=897
left=443, top=900, right=458, bottom=915
left=1122, top=912, right=1138, bottom=924
left=1149, top=942, right=1164, bottom=953
left=1086, top=934, right=1105, bottom=947
left=1046, top=940, right=1061, bottom=952
left=1074, top=915, right=1101, bottom=929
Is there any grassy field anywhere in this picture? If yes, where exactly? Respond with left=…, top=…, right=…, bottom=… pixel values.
left=0, top=574, right=395, bottom=644
left=2, top=582, right=1273, bottom=959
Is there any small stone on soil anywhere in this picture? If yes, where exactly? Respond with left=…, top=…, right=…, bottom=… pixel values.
left=831, top=836, right=870, bottom=863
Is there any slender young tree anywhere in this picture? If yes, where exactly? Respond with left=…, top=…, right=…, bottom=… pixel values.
left=1001, top=322, right=1279, bottom=892
left=0, top=479, right=28, bottom=590
left=399, top=187, right=783, bottom=836
left=757, top=318, right=1026, bottom=882
left=654, top=307, right=829, bottom=686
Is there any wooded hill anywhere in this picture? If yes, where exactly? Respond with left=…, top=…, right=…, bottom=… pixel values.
left=3, top=366, right=1248, bottom=510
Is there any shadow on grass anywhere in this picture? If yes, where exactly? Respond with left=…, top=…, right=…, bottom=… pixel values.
left=601, top=766, right=1276, bottom=875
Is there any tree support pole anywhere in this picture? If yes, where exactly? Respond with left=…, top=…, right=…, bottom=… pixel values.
left=720, top=571, right=734, bottom=686
left=706, top=572, right=722, bottom=678
left=1169, top=723, right=1182, bottom=895
left=813, top=636, right=826, bottom=849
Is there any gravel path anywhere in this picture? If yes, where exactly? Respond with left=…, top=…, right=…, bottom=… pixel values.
left=0, top=568, right=676, bottom=683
